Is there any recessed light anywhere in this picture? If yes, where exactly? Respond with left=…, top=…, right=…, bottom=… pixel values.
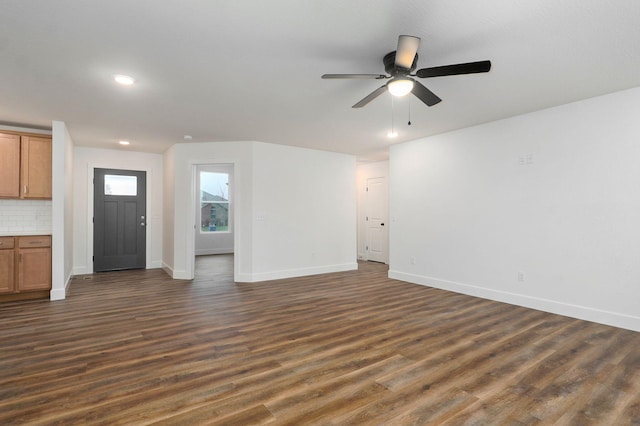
left=183, top=135, right=193, bottom=141
left=119, top=140, right=130, bottom=145
left=114, top=74, right=135, bottom=85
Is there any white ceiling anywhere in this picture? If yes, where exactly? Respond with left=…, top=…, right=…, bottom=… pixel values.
left=1, top=1, right=639, bottom=161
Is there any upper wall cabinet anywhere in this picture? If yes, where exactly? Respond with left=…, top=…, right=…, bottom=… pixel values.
left=21, top=135, right=52, bottom=199
left=0, top=133, right=21, bottom=197
left=0, top=132, right=52, bottom=200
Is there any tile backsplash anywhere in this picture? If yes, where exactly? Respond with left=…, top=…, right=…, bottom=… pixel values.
left=0, top=199, right=52, bottom=234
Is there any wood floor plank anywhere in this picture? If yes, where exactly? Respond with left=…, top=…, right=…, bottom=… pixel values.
left=0, top=255, right=638, bottom=425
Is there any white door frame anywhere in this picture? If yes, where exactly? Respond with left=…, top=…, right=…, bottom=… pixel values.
left=185, top=160, right=240, bottom=281
left=86, top=163, right=155, bottom=273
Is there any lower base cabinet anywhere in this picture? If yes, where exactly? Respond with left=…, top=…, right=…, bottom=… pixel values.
left=0, top=235, right=51, bottom=299
left=0, top=237, right=15, bottom=293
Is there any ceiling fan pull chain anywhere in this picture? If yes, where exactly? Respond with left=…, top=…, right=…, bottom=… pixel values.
left=391, top=96, right=395, bottom=134
left=408, top=99, right=412, bottom=126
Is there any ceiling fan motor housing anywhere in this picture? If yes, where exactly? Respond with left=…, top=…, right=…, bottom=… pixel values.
left=384, top=51, right=418, bottom=75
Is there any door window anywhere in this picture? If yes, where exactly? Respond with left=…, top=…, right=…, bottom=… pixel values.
left=104, top=174, right=137, bottom=196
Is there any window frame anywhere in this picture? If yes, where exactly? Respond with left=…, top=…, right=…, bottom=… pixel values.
left=199, top=171, right=231, bottom=234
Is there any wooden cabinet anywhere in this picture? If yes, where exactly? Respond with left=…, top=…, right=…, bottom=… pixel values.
left=0, top=131, right=52, bottom=200
left=0, top=133, right=21, bottom=198
left=21, top=135, right=52, bottom=199
left=0, top=235, right=51, bottom=297
left=0, top=237, right=15, bottom=293
left=17, top=236, right=52, bottom=292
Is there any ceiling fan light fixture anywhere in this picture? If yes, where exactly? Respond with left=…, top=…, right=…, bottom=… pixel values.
left=387, top=78, right=414, bottom=97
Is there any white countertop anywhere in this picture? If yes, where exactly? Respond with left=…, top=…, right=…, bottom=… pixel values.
left=0, top=231, right=52, bottom=237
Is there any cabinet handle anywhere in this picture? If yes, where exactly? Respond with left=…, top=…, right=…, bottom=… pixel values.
left=29, top=241, right=42, bottom=245
left=20, top=253, right=23, bottom=262
left=24, top=185, right=28, bottom=194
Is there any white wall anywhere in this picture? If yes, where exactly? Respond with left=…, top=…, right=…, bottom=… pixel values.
left=195, top=163, right=234, bottom=255
left=166, top=141, right=357, bottom=282
left=250, top=142, right=357, bottom=281
left=72, top=147, right=163, bottom=274
left=356, top=161, right=389, bottom=261
left=162, top=145, right=175, bottom=274
left=51, top=121, right=74, bottom=300
left=389, top=86, right=640, bottom=332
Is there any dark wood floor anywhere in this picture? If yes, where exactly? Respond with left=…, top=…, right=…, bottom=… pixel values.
left=1, top=256, right=638, bottom=425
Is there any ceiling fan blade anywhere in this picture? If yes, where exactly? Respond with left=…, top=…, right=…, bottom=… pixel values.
left=322, top=74, right=387, bottom=79
left=416, top=60, right=492, bottom=78
left=352, top=85, right=388, bottom=108
left=412, top=81, right=442, bottom=107
left=395, top=35, right=421, bottom=69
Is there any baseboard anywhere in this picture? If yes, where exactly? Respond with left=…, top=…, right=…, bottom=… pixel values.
left=246, top=262, right=358, bottom=283
left=50, top=272, right=72, bottom=301
left=172, top=271, right=191, bottom=279
left=161, top=262, right=175, bottom=278
left=195, top=248, right=234, bottom=255
left=50, top=286, right=66, bottom=301
left=50, top=289, right=65, bottom=301
left=388, top=270, right=640, bottom=332
left=234, top=272, right=253, bottom=283
left=75, top=263, right=163, bottom=275
left=162, top=262, right=191, bottom=280
left=73, top=265, right=92, bottom=275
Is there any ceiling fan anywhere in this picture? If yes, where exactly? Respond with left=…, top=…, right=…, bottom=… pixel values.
left=322, top=35, right=491, bottom=108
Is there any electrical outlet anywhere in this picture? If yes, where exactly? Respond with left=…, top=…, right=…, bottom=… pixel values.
left=518, top=271, right=525, bottom=282
left=411, top=257, right=416, bottom=265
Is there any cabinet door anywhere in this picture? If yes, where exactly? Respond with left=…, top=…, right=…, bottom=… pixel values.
left=21, top=135, right=52, bottom=199
left=17, top=247, right=52, bottom=292
left=0, top=133, right=21, bottom=198
left=0, top=249, right=15, bottom=293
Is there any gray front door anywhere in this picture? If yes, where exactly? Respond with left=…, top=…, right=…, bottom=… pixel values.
left=93, top=168, right=146, bottom=272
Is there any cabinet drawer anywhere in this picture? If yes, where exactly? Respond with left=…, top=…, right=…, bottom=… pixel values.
left=0, top=237, right=15, bottom=249
left=18, top=236, right=51, bottom=248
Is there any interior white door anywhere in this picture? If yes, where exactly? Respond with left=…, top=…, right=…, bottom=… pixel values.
left=366, top=176, right=388, bottom=263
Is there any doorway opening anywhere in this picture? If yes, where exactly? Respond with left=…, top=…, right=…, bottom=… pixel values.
left=194, top=254, right=234, bottom=283
left=357, top=161, right=389, bottom=264
left=193, top=164, right=235, bottom=277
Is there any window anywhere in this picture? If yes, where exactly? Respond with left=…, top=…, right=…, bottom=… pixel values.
left=104, top=174, right=137, bottom=196
left=200, top=171, right=230, bottom=232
